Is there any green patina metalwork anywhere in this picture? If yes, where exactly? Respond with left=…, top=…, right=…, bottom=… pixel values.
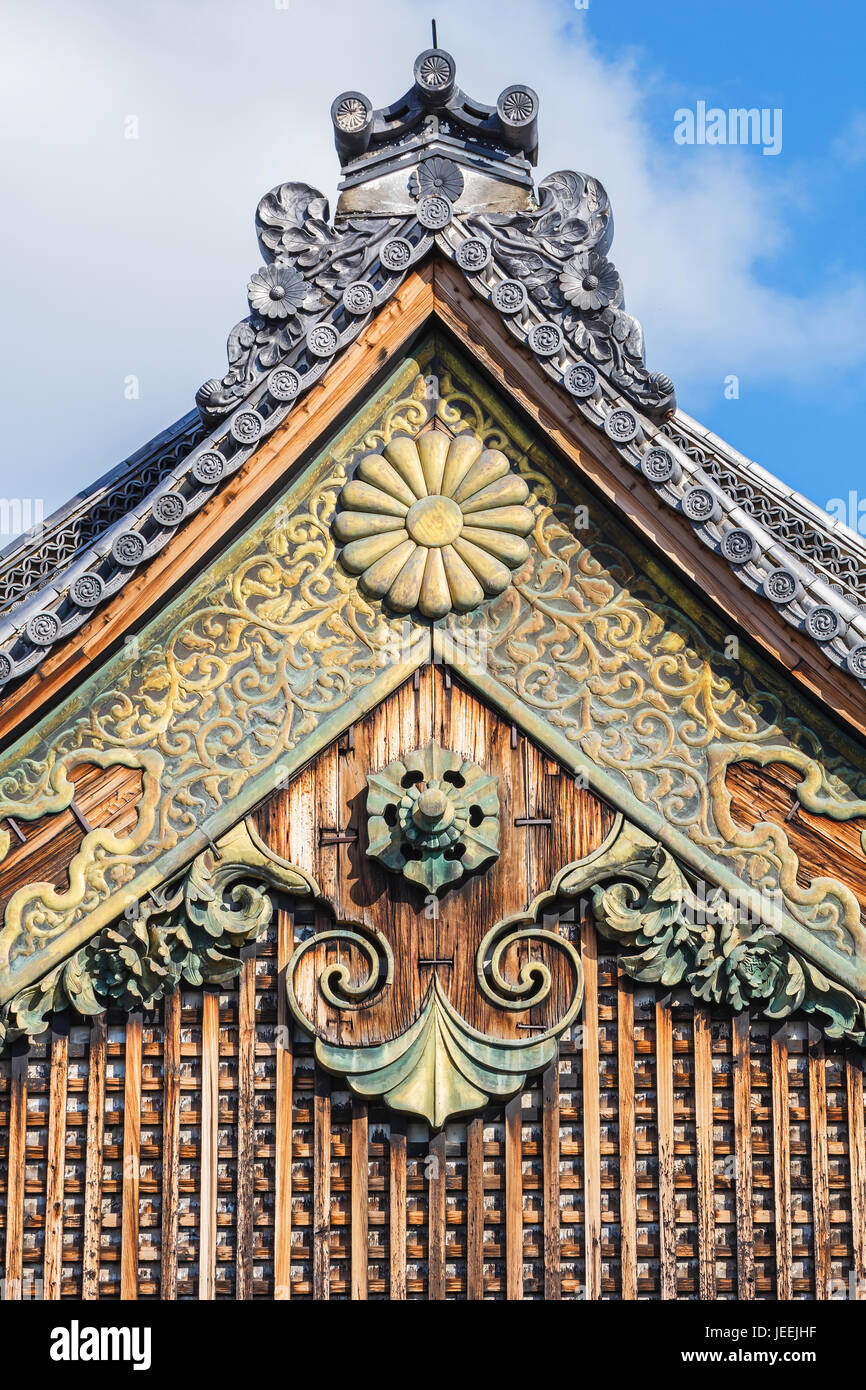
left=0, top=819, right=318, bottom=1048
left=366, top=740, right=500, bottom=894
left=0, top=333, right=865, bottom=1072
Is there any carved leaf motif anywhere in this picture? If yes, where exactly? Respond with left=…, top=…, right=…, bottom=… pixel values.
left=256, top=183, right=336, bottom=259
left=590, top=821, right=866, bottom=1045
left=315, top=977, right=558, bottom=1128
left=0, top=821, right=317, bottom=1046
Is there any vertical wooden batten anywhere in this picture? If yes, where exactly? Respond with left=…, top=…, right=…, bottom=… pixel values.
left=389, top=1117, right=407, bottom=1301
left=616, top=965, right=637, bottom=1300
left=504, top=1093, right=523, bottom=1300
left=808, top=1025, right=830, bottom=1300
left=846, top=1049, right=866, bottom=1299
left=313, top=1069, right=331, bottom=1300
left=428, top=1127, right=447, bottom=1300
left=274, top=907, right=294, bottom=1300
left=351, top=1097, right=369, bottom=1300
left=43, top=1021, right=69, bottom=1300
left=4, top=1043, right=28, bottom=1300
left=121, top=1012, right=142, bottom=1301
left=235, top=946, right=257, bottom=1300
left=160, top=989, right=181, bottom=1301
left=580, top=920, right=601, bottom=1301
left=542, top=1061, right=561, bottom=1300
left=82, top=1016, right=106, bottom=1300
left=732, top=1011, right=755, bottom=1301
left=466, top=1116, right=484, bottom=1300
left=655, top=996, right=676, bottom=1299
left=693, top=1008, right=716, bottom=1300
left=771, top=1021, right=793, bottom=1301
left=198, top=988, right=220, bottom=1302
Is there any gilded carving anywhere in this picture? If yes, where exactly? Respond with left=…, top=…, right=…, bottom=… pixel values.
left=287, top=872, right=584, bottom=1126
left=1, top=337, right=865, bottom=1033
left=0, top=819, right=317, bottom=1047
left=587, top=819, right=866, bottom=1045
left=333, top=431, right=533, bottom=617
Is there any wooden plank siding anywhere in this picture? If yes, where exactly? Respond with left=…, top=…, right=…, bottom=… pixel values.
left=0, top=951, right=861, bottom=1297
left=0, top=673, right=862, bottom=1299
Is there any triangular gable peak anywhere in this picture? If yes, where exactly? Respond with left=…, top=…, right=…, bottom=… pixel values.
left=1, top=47, right=864, bottom=706
left=1, top=339, right=865, bottom=1063
left=0, top=48, right=865, bottom=1078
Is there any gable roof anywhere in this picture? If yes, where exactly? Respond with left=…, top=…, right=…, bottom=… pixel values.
left=2, top=45, right=865, bottom=710
left=3, top=334, right=866, bottom=1047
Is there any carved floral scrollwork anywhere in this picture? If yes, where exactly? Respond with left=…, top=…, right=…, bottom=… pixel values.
left=315, top=976, right=565, bottom=1129
left=287, top=925, right=393, bottom=1012
left=468, top=171, right=676, bottom=417
left=0, top=820, right=318, bottom=1048
left=196, top=183, right=397, bottom=417
left=287, top=858, right=585, bottom=1128
left=587, top=820, right=866, bottom=1045
left=476, top=911, right=583, bottom=1016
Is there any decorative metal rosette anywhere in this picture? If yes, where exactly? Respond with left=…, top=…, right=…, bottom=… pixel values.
left=381, top=238, right=413, bottom=271
left=805, top=606, right=842, bottom=642
left=306, top=323, right=340, bottom=358
left=416, top=194, right=452, bottom=230
left=455, top=238, right=491, bottom=273
left=230, top=410, right=263, bottom=445
left=192, top=451, right=225, bottom=485
left=640, top=448, right=680, bottom=485
left=603, top=408, right=641, bottom=445
left=491, top=280, right=528, bottom=315
left=26, top=612, right=60, bottom=646
left=762, top=568, right=802, bottom=605
left=153, top=493, right=186, bottom=527
left=560, top=251, right=621, bottom=313
left=414, top=48, right=456, bottom=101
left=342, top=281, right=376, bottom=316
left=333, top=431, right=534, bottom=618
left=529, top=322, right=564, bottom=358
left=112, top=532, right=146, bottom=566
left=247, top=263, right=306, bottom=321
left=70, top=573, right=104, bottom=608
left=366, top=740, right=500, bottom=894
left=268, top=367, right=300, bottom=402
left=333, top=92, right=372, bottom=133
left=497, top=85, right=539, bottom=129
left=563, top=363, right=599, bottom=399
left=720, top=529, right=757, bottom=565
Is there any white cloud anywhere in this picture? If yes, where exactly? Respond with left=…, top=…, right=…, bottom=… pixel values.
left=0, top=0, right=863, bottom=535
left=832, top=109, right=866, bottom=166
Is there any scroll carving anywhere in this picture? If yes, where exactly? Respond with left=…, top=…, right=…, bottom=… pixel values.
left=0, top=819, right=317, bottom=1048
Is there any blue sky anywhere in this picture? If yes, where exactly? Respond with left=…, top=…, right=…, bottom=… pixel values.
left=1, top=0, right=864, bottom=543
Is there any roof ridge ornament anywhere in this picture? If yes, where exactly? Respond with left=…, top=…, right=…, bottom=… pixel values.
left=330, top=45, right=539, bottom=218
left=6, top=49, right=866, bottom=691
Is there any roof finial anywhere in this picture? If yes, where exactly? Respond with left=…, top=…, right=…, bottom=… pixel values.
left=431, top=18, right=438, bottom=47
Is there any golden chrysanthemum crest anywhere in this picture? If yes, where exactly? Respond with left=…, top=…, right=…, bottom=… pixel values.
left=332, top=431, right=534, bottom=618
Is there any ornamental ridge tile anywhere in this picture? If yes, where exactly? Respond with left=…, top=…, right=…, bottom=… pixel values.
left=1, top=47, right=865, bottom=694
